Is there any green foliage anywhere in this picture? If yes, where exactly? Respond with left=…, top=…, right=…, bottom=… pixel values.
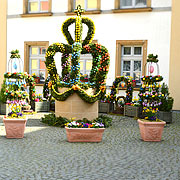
left=159, top=83, right=174, bottom=112
left=94, top=115, right=112, bottom=128
left=10, top=49, right=21, bottom=58
left=147, top=54, right=158, bottom=63
left=41, top=114, right=69, bottom=127
left=0, top=80, right=7, bottom=103
left=41, top=114, right=112, bottom=128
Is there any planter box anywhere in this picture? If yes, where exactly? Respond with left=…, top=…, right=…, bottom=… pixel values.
left=3, top=117, right=27, bottom=138
left=0, top=103, right=10, bottom=115
left=138, top=119, right=166, bottom=142
left=157, top=111, right=172, bottom=123
left=31, top=101, right=50, bottom=112
left=98, top=102, right=114, bottom=113
left=124, top=105, right=142, bottom=117
left=65, top=127, right=105, bottom=142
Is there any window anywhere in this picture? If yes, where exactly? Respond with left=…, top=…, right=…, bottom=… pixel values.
left=121, top=46, right=143, bottom=85
left=120, top=0, right=147, bottom=8
left=28, top=0, right=49, bottom=13
left=22, top=0, right=52, bottom=17
left=24, top=41, right=49, bottom=85
left=74, top=0, right=98, bottom=10
left=114, top=0, right=151, bottom=12
left=115, top=40, right=147, bottom=87
left=29, top=46, right=46, bottom=83
left=80, top=54, right=93, bottom=77
left=67, top=0, right=101, bottom=14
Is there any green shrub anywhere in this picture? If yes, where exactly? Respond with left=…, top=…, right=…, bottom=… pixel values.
left=41, top=113, right=69, bottom=127
left=41, top=114, right=113, bottom=128
left=94, top=115, right=112, bottom=128
left=159, top=83, right=174, bottom=112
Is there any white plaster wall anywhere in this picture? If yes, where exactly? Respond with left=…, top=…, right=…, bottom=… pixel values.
left=52, top=0, right=68, bottom=13
left=152, top=0, right=171, bottom=8
left=101, top=0, right=114, bottom=10
left=8, top=0, right=23, bottom=15
left=7, top=0, right=172, bottom=95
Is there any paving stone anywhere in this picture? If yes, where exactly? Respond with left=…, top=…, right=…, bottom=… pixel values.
left=0, top=112, right=180, bottom=179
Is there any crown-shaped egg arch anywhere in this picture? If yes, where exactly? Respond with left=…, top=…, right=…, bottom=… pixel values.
left=45, top=5, right=110, bottom=103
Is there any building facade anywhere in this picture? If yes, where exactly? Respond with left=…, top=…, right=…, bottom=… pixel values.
left=1, top=0, right=179, bottom=109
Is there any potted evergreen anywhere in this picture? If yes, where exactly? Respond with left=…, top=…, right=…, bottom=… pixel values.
left=158, top=83, right=174, bottom=123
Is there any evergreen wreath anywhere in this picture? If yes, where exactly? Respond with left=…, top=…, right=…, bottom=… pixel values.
left=109, top=76, right=133, bottom=103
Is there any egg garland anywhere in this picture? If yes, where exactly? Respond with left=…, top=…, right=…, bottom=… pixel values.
left=138, top=54, right=163, bottom=111
left=4, top=72, right=36, bottom=101
left=45, top=5, right=110, bottom=103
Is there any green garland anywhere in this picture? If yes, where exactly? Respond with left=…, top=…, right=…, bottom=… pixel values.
left=109, top=76, right=133, bottom=103
left=51, top=84, right=104, bottom=103
left=45, top=5, right=110, bottom=103
left=141, top=75, right=163, bottom=83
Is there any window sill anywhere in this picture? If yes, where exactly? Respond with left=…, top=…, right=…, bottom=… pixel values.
left=66, top=10, right=101, bottom=16
left=35, top=83, right=45, bottom=86
left=118, top=87, right=140, bottom=91
left=21, top=12, right=52, bottom=18
left=113, top=7, right=152, bottom=13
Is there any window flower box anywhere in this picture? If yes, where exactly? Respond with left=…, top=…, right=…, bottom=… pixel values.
left=157, top=111, right=172, bottom=123
left=0, top=103, right=11, bottom=115
left=98, top=101, right=114, bottom=113
left=31, top=101, right=50, bottom=112
left=124, top=105, right=142, bottom=117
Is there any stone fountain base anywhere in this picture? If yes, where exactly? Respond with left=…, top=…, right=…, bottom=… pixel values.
left=55, top=88, right=98, bottom=121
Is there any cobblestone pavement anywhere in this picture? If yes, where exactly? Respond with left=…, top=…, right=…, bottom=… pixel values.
left=0, top=112, right=180, bottom=180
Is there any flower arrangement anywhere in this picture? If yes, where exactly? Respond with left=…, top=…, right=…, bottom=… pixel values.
left=143, top=107, right=159, bottom=121
left=131, top=97, right=140, bottom=107
left=35, top=94, right=43, bottom=102
left=65, top=121, right=104, bottom=128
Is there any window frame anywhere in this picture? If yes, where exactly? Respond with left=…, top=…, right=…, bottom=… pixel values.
left=115, top=40, right=147, bottom=88
left=22, top=0, right=52, bottom=17
left=120, top=0, right=147, bottom=9
left=121, top=45, right=143, bottom=85
left=67, top=0, right=101, bottom=15
left=114, top=0, right=152, bottom=13
left=24, top=41, right=49, bottom=86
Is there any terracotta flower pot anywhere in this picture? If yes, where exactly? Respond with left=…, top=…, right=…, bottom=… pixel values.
left=65, top=127, right=105, bottom=142
left=3, top=118, right=27, bottom=138
left=138, top=119, right=166, bottom=142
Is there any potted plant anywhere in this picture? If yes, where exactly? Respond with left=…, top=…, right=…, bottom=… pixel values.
left=138, top=107, right=166, bottom=142
left=98, top=94, right=114, bottom=113
left=3, top=104, right=27, bottom=138
left=65, top=120, right=105, bottom=142
left=124, top=97, right=142, bottom=117
left=158, top=83, right=174, bottom=123
left=31, top=94, right=50, bottom=112
left=32, top=73, right=40, bottom=84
